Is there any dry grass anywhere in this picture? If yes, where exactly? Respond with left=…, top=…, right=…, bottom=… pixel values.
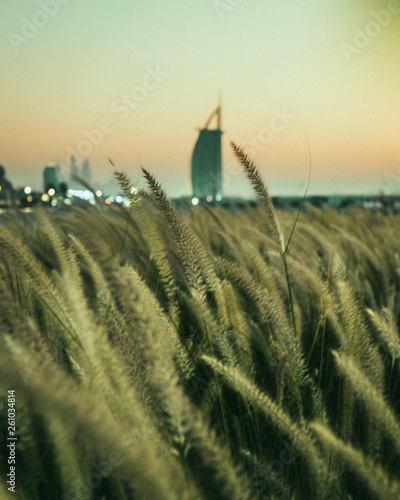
left=0, top=145, right=399, bottom=499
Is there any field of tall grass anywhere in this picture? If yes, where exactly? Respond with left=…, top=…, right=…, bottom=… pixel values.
left=0, top=144, right=400, bottom=499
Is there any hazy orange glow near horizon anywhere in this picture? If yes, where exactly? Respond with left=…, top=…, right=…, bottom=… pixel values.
left=1, top=0, right=400, bottom=197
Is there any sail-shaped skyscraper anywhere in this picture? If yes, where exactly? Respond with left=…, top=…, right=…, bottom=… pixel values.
left=190, top=105, right=223, bottom=201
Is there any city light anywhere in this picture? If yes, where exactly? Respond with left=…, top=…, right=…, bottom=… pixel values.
left=206, top=196, right=212, bottom=202
left=67, top=189, right=93, bottom=201
left=116, top=195, right=123, bottom=203
left=191, top=197, right=199, bottom=206
left=48, top=188, right=56, bottom=196
left=41, top=194, right=50, bottom=202
left=24, top=186, right=32, bottom=194
left=27, top=195, right=33, bottom=202
left=216, top=194, right=222, bottom=202
left=96, top=190, right=103, bottom=197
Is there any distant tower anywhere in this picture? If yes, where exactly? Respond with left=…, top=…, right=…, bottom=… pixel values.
left=190, top=105, right=223, bottom=200
left=0, top=165, right=14, bottom=205
left=81, top=159, right=92, bottom=185
left=70, top=155, right=78, bottom=180
left=43, top=164, right=61, bottom=193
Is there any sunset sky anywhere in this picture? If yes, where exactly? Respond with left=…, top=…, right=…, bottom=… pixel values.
left=1, top=0, right=400, bottom=197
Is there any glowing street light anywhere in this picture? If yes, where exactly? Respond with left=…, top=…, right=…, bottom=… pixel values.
left=191, top=197, right=199, bottom=206
left=24, top=186, right=32, bottom=194
left=48, top=188, right=56, bottom=196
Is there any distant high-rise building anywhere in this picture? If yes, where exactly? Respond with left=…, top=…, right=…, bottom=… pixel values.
left=191, top=105, right=223, bottom=201
left=70, top=155, right=79, bottom=180
left=0, top=165, right=14, bottom=205
left=43, top=164, right=62, bottom=193
left=81, top=159, right=92, bottom=185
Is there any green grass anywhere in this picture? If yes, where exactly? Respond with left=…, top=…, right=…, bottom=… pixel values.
left=0, top=146, right=399, bottom=499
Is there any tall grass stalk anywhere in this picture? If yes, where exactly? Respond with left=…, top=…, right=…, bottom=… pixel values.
left=0, top=157, right=399, bottom=499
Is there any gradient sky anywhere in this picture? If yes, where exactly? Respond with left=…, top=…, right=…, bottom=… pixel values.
left=1, top=0, right=400, bottom=197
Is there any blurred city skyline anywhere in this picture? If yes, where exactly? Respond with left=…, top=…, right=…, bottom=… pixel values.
left=1, top=0, right=400, bottom=197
